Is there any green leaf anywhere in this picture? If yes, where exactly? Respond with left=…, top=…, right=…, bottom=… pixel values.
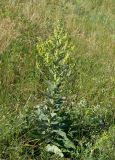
left=46, top=144, right=64, bottom=157
left=54, top=129, right=76, bottom=149
left=64, top=138, right=76, bottom=149
left=54, top=129, right=67, bottom=139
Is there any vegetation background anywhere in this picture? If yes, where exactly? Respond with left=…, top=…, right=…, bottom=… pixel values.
left=0, top=0, right=115, bottom=159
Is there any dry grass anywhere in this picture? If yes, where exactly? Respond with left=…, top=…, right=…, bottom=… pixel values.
left=0, top=18, right=18, bottom=52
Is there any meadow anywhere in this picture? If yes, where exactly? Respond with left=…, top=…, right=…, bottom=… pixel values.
left=0, top=0, right=115, bottom=159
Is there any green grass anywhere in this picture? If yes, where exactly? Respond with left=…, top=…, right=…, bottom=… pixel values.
left=0, top=0, right=115, bottom=159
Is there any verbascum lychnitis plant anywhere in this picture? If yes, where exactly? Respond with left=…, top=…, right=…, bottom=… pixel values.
left=27, top=21, right=76, bottom=158
left=37, top=21, right=74, bottom=111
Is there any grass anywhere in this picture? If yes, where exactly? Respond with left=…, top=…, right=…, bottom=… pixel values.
left=0, top=0, right=115, bottom=159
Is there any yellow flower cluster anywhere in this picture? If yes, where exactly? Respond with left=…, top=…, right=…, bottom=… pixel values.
left=37, top=22, right=74, bottom=68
